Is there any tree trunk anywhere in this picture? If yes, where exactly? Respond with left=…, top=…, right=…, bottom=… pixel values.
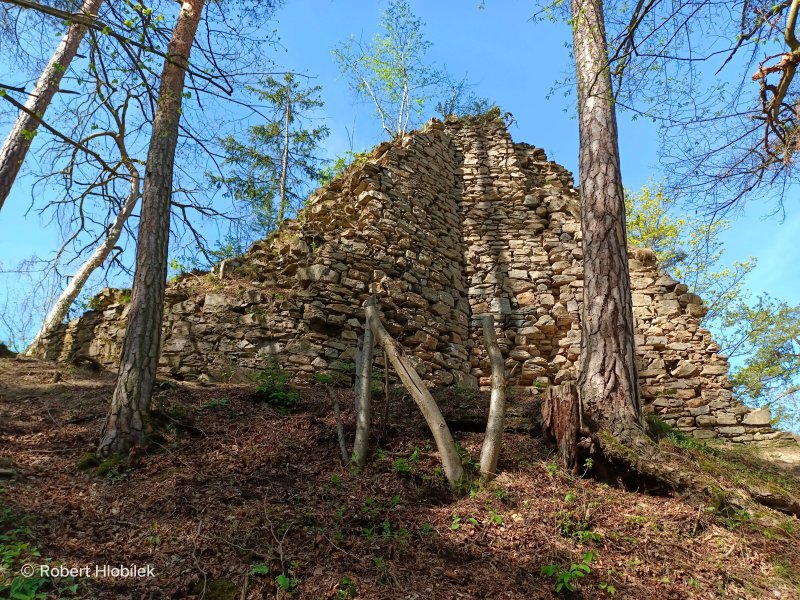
left=98, top=0, right=205, bottom=457
left=364, top=297, right=464, bottom=486
left=479, top=315, right=506, bottom=477
left=572, top=0, right=643, bottom=443
left=277, top=83, right=291, bottom=225
left=351, top=320, right=374, bottom=472
left=24, top=160, right=140, bottom=356
left=0, top=0, right=104, bottom=212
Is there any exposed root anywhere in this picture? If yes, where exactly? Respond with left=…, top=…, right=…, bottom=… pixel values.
left=590, top=427, right=800, bottom=518
left=540, top=384, right=800, bottom=518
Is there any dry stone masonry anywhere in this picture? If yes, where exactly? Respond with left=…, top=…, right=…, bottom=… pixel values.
left=35, top=114, right=792, bottom=444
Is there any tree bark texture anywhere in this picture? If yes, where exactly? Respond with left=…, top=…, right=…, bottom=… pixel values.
left=542, top=383, right=581, bottom=472
left=479, top=316, right=506, bottom=476
left=0, top=0, right=104, bottom=212
left=364, top=297, right=464, bottom=486
left=98, top=0, right=205, bottom=456
left=571, top=0, right=643, bottom=440
left=351, top=320, right=375, bottom=472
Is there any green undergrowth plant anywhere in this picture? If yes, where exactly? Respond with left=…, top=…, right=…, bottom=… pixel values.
left=540, top=551, right=596, bottom=593
left=453, top=382, right=478, bottom=402
left=0, top=495, right=78, bottom=599
left=312, top=369, right=351, bottom=388
left=335, top=575, right=358, bottom=599
left=557, top=510, right=602, bottom=543
left=456, top=443, right=479, bottom=473
left=317, top=150, right=370, bottom=187
left=646, top=414, right=720, bottom=456
left=275, top=572, right=298, bottom=592
left=253, top=359, right=299, bottom=413
left=75, top=453, right=127, bottom=482
left=598, top=580, right=618, bottom=596
left=202, top=397, right=230, bottom=410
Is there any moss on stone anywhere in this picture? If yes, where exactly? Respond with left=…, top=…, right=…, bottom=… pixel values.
left=695, top=450, right=800, bottom=501
left=94, top=454, right=122, bottom=477
left=598, top=430, right=641, bottom=465
left=76, top=453, right=101, bottom=471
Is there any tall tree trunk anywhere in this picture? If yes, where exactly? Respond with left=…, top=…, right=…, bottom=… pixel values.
left=24, top=165, right=140, bottom=356
left=0, top=0, right=104, bottom=212
left=98, top=0, right=205, bottom=457
left=572, top=0, right=643, bottom=441
left=277, top=82, right=291, bottom=225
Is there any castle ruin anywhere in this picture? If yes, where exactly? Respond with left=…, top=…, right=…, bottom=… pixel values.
left=35, top=115, right=793, bottom=444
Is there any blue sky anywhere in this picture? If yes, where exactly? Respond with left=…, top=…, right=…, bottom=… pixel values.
left=1, top=0, right=798, bottom=339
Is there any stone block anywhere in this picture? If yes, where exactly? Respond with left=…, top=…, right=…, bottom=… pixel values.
left=257, top=341, right=283, bottom=355
left=671, top=360, right=700, bottom=378
left=702, top=363, right=728, bottom=376
left=742, top=408, right=771, bottom=426
left=490, top=297, right=512, bottom=314
left=203, top=293, right=235, bottom=312
left=517, top=291, right=537, bottom=306
left=717, top=426, right=746, bottom=435
left=658, top=299, right=681, bottom=316
left=695, top=415, right=716, bottom=427
left=632, top=293, right=652, bottom=306
left=297, top=264, right=340, bottom=286
left=715, top=413, right=737, bottom=426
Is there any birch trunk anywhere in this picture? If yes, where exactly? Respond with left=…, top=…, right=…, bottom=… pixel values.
left=24, top=161, right=140, bottom=356
left=98, top=0, right=205, bottom=456
left=0, top=0, right=104, bottom=212
left=24, top=194, right=139, bottom=356
left=572, top=0, right=643, bottom=444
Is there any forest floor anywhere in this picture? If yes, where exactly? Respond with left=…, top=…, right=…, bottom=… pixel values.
left=1, top=356, right=800, bottom=600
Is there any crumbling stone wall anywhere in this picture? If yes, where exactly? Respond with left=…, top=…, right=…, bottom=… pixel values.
left=35, top=115, right=791, bottom=443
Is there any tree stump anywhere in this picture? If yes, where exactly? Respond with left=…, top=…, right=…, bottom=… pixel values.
left=542, top=383, right=580, bottom=472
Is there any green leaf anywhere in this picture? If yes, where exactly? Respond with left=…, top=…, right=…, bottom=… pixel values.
left=275, top=574, right=292, bottom=590
left=249, top=563, right=269, bottom=576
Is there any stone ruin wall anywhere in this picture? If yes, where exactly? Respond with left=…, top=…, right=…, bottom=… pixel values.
left=36, top=115, right=792, bottom=444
